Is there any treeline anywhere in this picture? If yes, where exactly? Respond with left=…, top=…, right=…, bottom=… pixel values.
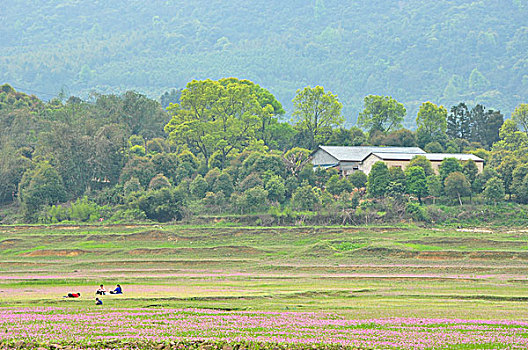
left=1, top=80, right=528, bottom=224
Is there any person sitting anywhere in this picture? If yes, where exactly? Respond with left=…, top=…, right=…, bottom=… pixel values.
left=96, top=284, right=106, bottom=295
left=109, top=284, right=122, bottom=294
left=95, top=297, right=103, bottom=305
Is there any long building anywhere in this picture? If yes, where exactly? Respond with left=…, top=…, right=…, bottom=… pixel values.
left=311, top=146, right=484, bottom=175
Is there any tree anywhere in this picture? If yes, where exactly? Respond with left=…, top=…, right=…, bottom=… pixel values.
left=462, top=160, right=479, bottom=189
left=92, top=124, right=129, bottom=186
left=426, top=175, right=442, bottom=203
left=148, top=174, right=171, bottom=191
left=36, top=123, right=93, bottom=197
left=383, top=129, right=417, bottom=147
left=151, top=153, right=179, bottom=183
left=165, top=78, right=268, bottom=166
left=327, top=127, right=367, bottom=146
left=387, top=166, right=406, bottom=198
left=0, top=146, right=32, bottom=203
left=494, top=119, right=528, bottom=153
left=512, top=103, right=528, bottom=132
left=236, top=186, right=269, bottom=213
left=439, top=158, right=462, bottom=183
left=123, top=177, right=142, bottom=196
left=357, top=95, right=406, bottom=133
left=160, top=88, right=182, bottom=109
left=137, top=187, right=185, bottom=222
left=474, top=166, right=499, bottom=194
left=424, top=141, right=444, bottom=153
left=292, top=86, right=343, bottom=149
left=517, top=174, right=528, bottom=204
left=416, top=102, right=447, bottom=145
left=349, top=170, right=368, bottom=189
left=405, top=166, right=428, bottom=203
left=444, top=172, right=470, bottom=205
left=265, top=175, right=286, bottom=203
left=367, top=161, right=390, bottom=198
left=496, top=155, right=518, bottom=199
left=213, top=172, right=235, bottom=197
left=283, top=147, right=311, bottom=177
left=447, top=103, right=471, bottom=140
left=190, top=175, right=208, bottom=199
left=408, top=155, right=434, bottom=177
left=326, top=174, right=353, bottom=195
left=120, top=157, right=155, bottom=188
left=292, top=183, right=320, bottom=210
left=18, top=162, right=67, bottom=220
left=470, top=105, right=504, bottom=148
left=483, top=177, right=505, bottom=205
left=512, top=164, right=528, bottom=202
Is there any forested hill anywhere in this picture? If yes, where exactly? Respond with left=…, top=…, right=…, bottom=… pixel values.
left=1, top=0, right=527, bottom=125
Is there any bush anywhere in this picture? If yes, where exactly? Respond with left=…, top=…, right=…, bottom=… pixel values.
left=40, top=197, right=104, bottom=223
left=292, top=183, right=320, bottom=211
left=348, top=170, right=367, bottom=189
left=137, top=187, right=185, bottom=222
left=406, top=202, right=430, bottom=222
left=190, top=175, right=208, bottom=199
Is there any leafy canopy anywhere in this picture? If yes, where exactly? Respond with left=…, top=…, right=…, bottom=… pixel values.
left=292, top=86, right=343, bottom=149
left=358, top=95, right=406, bottom=133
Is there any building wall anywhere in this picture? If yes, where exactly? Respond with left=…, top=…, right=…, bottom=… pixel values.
left=429, top=160, right=484, bottom=174
left=360, top=155, right=484, bottom=175
left=339, top=161, right=360, bottom=176
left=312, top=149, right=339, bottom=167
left=360, top=154, right=384, bottom=174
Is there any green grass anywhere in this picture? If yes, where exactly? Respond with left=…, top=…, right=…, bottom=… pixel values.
left=0, top=223, right=528, bottom=321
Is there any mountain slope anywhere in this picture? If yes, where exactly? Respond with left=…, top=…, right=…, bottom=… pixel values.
left=1, top=0, right=527, bottom=125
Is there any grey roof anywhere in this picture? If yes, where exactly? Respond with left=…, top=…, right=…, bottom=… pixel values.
left=317, top=146, right=425, bottom=162
left=370, top=152, right=484, bottom=162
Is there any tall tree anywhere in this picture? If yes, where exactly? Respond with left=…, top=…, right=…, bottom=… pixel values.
left=470, top=105, right=504, bottom=149
left=18, top=162, right=67, bottom=221
left=416, top=102, right=447, bottom=147
left=512, top=103, right=528, bottom=132
left=439, top=158, right=462, bottom=183
left=165, top=79, right=270, bottom=166
left=357, top=95, right=406, bottom=133
left=405, top=166, right=428, bottom=204
left=292, top=86, right=343, bottom=149
left=444, top=172, right=470, bottom=206
left=367, top=161, right=390, bottom=198
left=483, top=177, right=505, bottom=205
left=447, top=103, right=471, bottom=140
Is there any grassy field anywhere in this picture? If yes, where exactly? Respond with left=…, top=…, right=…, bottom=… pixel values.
left=1, top=224, right=528, bottom=348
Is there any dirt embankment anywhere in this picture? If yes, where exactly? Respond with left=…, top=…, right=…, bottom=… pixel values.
left=21, top=249, right=88, bottom=257
left=359, top=247, right=528, bottom=261
left=128, top=246, right=264, bottom=256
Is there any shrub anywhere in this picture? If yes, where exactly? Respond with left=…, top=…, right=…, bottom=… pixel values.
left=137, top=187, right=185, bottom=222
left=348, top=170, right=367, bottom=189
left=483, top=177, right=505, bottom=205
left=292, top=183, right=320, bottom=211
left=406, top=201, right=430, bottom=222
left=190, top=175, right=208, bottom=199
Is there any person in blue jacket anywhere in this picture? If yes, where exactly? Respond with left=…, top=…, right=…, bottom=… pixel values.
left=110, top=284, right=122, bottom=294
left=95, top=298, right=103, bottom=305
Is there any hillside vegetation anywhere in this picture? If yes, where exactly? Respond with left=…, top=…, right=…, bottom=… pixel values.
left=1, top=0, right=528, bottom=122
left=1, top=79, right=528, bottom=225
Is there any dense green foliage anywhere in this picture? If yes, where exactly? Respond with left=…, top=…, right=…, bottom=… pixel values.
left=1, top=79, right=528, bottom=224
left=1, top=1, right=527, bottom=123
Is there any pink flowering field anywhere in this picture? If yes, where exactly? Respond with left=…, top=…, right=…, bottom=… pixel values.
left=2, top=224, right=528, bottom=348
left=2, top=307, right=528, bottom=349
